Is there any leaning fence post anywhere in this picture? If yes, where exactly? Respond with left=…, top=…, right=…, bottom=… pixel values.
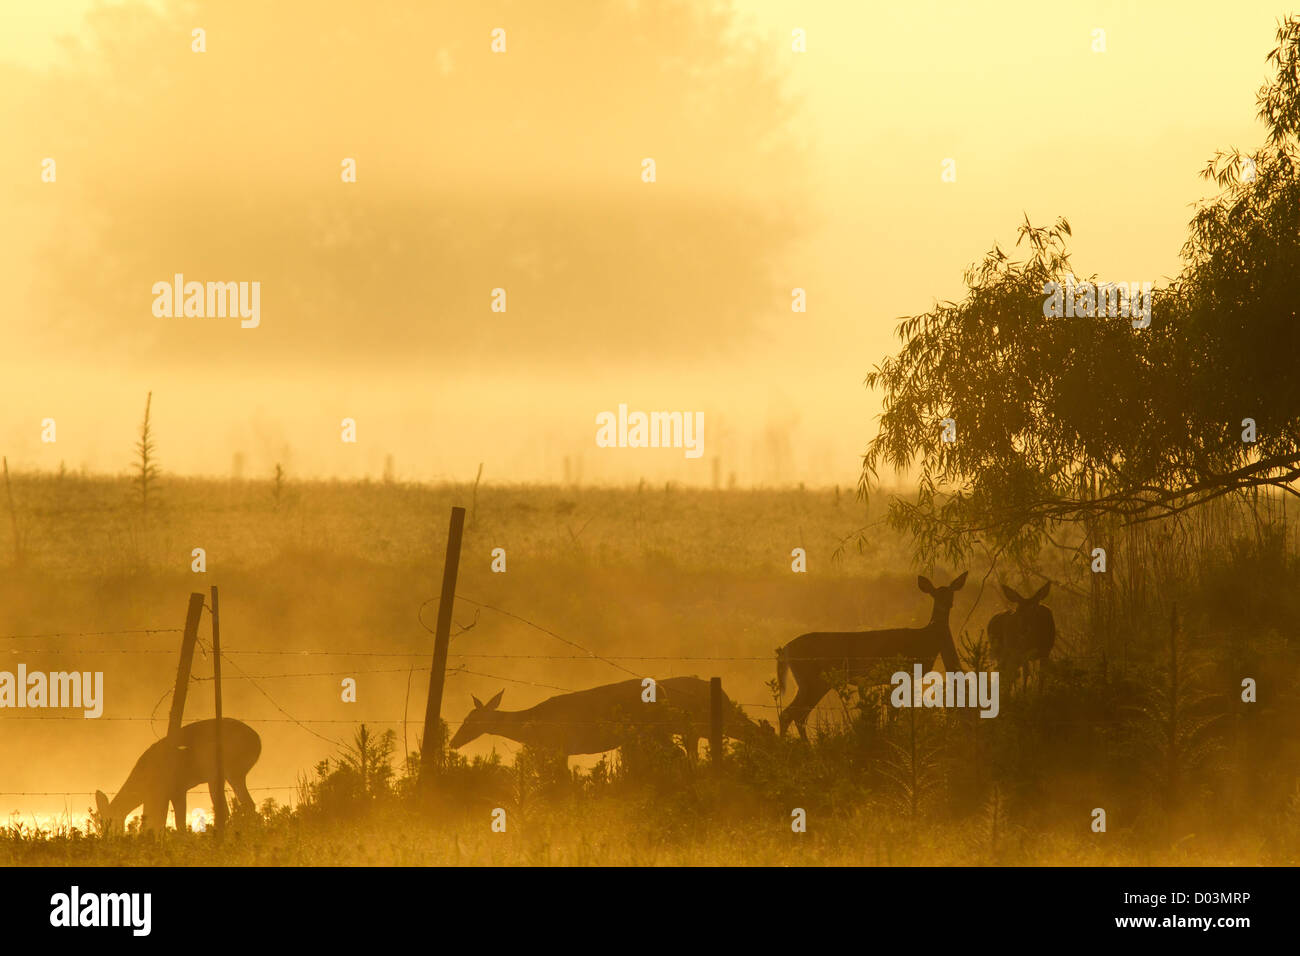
left=419, top=506, right=466, bottom=791
left=210, top=585, right=228, bottom=838
left=710, top=676, right=724, bottom=772
left=168, top=593, right=206, bottom=735
left=161, top=592, right=204, bottom=834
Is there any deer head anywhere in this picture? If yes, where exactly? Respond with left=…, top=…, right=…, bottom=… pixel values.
left=917, top=570, right=968, bottom=611
left=449, top=689, right=505, bottom=749
left=94, top=790, right=115, bottom=831
left=990, top=581, right=1056, bottom=675
left=1001, top=581, right=1050, bottom=608
left=93, top=788, right=139, bottom=834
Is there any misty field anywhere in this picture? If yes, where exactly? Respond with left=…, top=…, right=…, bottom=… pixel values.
left=1, top=472, right=1298, bottom=865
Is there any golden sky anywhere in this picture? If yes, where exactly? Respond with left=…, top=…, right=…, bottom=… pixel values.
left=0, top=0, right=1283, bottom=486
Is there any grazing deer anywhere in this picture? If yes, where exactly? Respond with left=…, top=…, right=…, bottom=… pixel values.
left=95, top=718, right=261, bottom=833
left=448, top=677, right=761, bottom=758
left=776, top=571, right=968, bottom=740
left=987, top=582, right=1055, bottom=691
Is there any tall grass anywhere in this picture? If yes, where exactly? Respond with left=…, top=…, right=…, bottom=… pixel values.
left=0, top=471, right=1295, bottom=864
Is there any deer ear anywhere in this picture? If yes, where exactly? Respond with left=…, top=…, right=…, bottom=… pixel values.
left=1032, top=581, right=1051, bottom=603
left=950, top=571, right=968, bottom=590
left=95, top=790, right=109, bottom=818
left=486, top=689, right=504, bottom=710
left=471, top=695, right=485, bottom=710
left=917, top=576, right=934, bottom=594
left=1002, top=585, right=1025, bottom=603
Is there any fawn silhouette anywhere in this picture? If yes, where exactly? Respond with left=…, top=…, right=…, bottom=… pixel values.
left=988, top=582, right=1055, bottom=691
left=95, top=718, right=260, bottom=833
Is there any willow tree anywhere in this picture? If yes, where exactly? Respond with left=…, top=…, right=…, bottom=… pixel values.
left=861, top=18, right=1300, bottom=566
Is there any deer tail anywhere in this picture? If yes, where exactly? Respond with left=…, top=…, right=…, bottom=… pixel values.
left=776, top=644, right=789, bottom=696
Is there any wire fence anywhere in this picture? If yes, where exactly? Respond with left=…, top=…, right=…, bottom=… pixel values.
left=0, top=628, right=183, bottom=641
left=0, top=589, right=1080, bottom=811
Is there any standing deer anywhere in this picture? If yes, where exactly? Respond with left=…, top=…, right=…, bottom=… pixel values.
left=95, top=718, right=261, bottom=833
left=448, top=677, right=761, bottom=758
left=987, top=582, right=1055, bottom=692
left=776, top=571, right=968, bottom=740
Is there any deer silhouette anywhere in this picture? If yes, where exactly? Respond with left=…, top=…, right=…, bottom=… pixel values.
left=776, top=572, right=968, bottom=740
left=449, top=677, right=760, bottom=758
left=988, top=582, right=1055, bottom=691
left=95, top=718, right=261, bottom=833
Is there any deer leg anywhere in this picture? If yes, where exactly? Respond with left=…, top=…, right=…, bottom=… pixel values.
left=172, top=790, right=188, bottom=832
left=779, top=667, right=810, bottom=737
left=142, top=796, right=166, bottom=835
left=230, top=773, right=254, bottom=811
left=779, top=697, right=809, bottom=739
left=796, top=716, right=811, bottom=742
left=209, top=778, right=229, bottom=829
left=781, top=681, right=826, bottom=742
left=800, top=682, right=831, bottom=739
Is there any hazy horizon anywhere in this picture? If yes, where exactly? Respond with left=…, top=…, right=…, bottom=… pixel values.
left=2, top=0, right=1285, bottom=487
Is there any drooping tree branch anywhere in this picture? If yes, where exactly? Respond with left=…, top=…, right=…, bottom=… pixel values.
left=860, top=18, right=1300, bottom=564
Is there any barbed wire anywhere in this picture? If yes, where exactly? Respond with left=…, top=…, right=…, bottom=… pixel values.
left=0, top=715, right=432, bottom=724
left=0, top=786, right=299, bottom=797
left=190, top=666, right=432, bottom=680
left=196, top=637, right=342, bottom=747
left=451, top=666, right=576, bottom=693
left=0, top=648, right=190, bottom=656
left=0, top=627, right=182, bottom=642
left=0, top=593, right=1102, bottom=806
left=449, top=653, right=779, bottom=661
left=428, top=594, right=645, bottom=682
left=0, top=648, right=1110, bottom=667
left=2, top=648, right=785, bottom=659
left=222, top=649, right=426, bottom=658
left=0, top=713, right=812, bottom=730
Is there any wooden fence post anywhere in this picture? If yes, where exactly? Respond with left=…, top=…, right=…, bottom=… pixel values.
left=161, top=592, right=204, bottom=835
left=710, top=676, right=724, bottom=772
left=167, top=593, right=206, bottom=735
left=419, top=506, right=466, bottom=791
left=210, top=585, right=228, bottom=838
